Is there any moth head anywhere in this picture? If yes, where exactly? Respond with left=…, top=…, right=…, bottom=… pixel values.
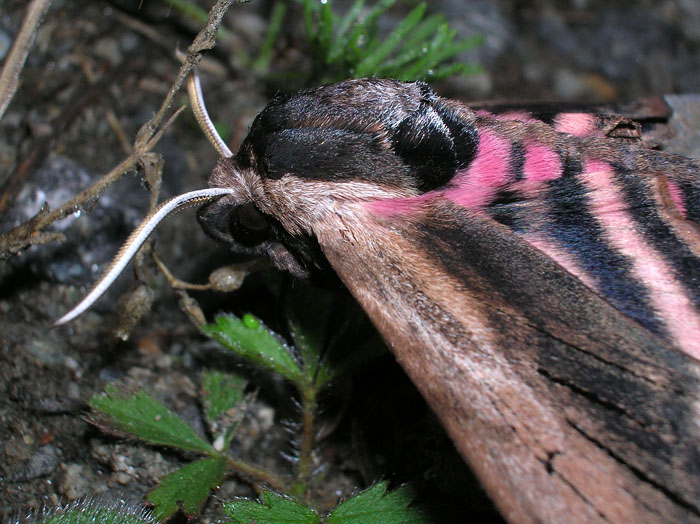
left=195, top=164, right=324, bottom=279
left=196, top=77, right=465, bottom=277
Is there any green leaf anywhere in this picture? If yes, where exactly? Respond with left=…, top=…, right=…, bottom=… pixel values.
left=354, top=3, right=426, bottom=77
left=37, top=501, right=154, bottom=524
left=253, top=0, right=288, bottom=71
left=318, top=1, right=335, bottom=55
left=398, top=22, right=449, bottom=80
left=223, top=491, right=319, bottom=524
left=328, top=482, right=431, bottom=524
left=425, top=62, right=482, bottom=82
left=303, top=0, right=315, bottom=40
left=346, top=0, right=395, bottom=53
left=148, top=456, right=227, bottom=520
left=202, top=314, right=303, bottom=382
left=327, top=0, right=365, bottom=63
left=89, top=385, right=214, bottom=454
left=395, top=14, right=445, bottom=55
left=202, top=370, right=246, bottom=425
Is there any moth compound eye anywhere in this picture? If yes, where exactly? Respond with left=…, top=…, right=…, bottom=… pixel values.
left=229, top=203, right=270, bottom=246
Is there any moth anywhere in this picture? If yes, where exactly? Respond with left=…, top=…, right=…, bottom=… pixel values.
left=56, top=75, right=700, bottom=524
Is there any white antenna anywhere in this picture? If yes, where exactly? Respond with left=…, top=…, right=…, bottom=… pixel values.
left=187, top=67, right=233, bottom=158
left=54, top=187, right=234, bottom=326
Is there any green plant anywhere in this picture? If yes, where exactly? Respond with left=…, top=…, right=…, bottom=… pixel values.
left=298, top=0, right=482, bottom=83
left=27, top=500, right=155, bottom=524
left=22, top=483, right=429, bottom=524
left=162, top=0, right=481, bottom=88
left=232, top=0, right=482, bottom=85
left=87, top=283, right=434, bottom=523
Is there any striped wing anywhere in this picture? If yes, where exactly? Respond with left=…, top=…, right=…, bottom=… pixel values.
left=309, top=99, right=700, bottom=523
left=314, top=171, right=700, bottom=524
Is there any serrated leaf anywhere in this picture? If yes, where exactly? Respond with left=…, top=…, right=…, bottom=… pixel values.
left=202, top=370, right=246, bottom=424
left=89, top=386, right=214, bottom=454
left=223, top=491, right=319, bottom=524
left=283, top=283, right=384, bottom=387
left=203, top=314, right=303, bottom=382
left=37, top=501, right=154, bottom=524
left=328, top=482, right=432, bottom=524
left=148, top=456, right=227, bottom=520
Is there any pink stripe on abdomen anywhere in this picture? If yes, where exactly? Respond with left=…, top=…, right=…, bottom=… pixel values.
left=666, top=180, right=688, bottom=219
left=523, top=143, right=562, bottom=183
left=554, top=113, right=598, bottom=137
left=445, top=129, right=512, bottom=209
left=584, top=160, right=700, bottom=359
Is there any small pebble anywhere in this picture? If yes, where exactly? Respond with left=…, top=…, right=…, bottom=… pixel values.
left=120, top=32, right=140, bottom=52
left=18, top=445, right=59, bottom=480
left=59, top=463, right=92, bottom=500
left=93, top=37, right=122, bottom=65
left=64, top=356, right=80, bottom=371
left=257, top=406, right=275, bottom=432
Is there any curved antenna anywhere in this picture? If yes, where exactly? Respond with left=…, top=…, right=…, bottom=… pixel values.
left=187, top=69, right=233, bottom=158
left=54, top=187, right=235, bottom=326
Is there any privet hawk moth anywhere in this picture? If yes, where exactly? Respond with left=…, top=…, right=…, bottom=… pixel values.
left=57, top=77, right=700, bottom=524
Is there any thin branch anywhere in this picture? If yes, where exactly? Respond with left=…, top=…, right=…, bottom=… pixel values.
left=0, top=0, right=238, bottom=259
left=0, top=0, right=52, bottom=119
left=225, top=455, right=289, bottom=493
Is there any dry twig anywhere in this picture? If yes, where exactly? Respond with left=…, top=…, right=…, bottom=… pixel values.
left=0, top=0, right=238, bottom=259
left=0, top=0, right=52, bottom=119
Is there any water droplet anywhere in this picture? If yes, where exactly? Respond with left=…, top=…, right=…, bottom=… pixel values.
left=242, top=313, right=260, bottom=329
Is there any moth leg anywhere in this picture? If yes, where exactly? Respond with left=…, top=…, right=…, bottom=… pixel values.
left=153, top=253, right=270, bottom=327
left=153, top=252, right=267, bottom=293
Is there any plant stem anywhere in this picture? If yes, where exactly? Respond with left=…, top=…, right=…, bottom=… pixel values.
left=225, top=455, right=288, bottom=492
left=295, top=382, right=318, bottom=493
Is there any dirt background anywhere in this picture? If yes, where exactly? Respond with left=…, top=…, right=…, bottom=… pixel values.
left=1, top=0, right=699, bottom=523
